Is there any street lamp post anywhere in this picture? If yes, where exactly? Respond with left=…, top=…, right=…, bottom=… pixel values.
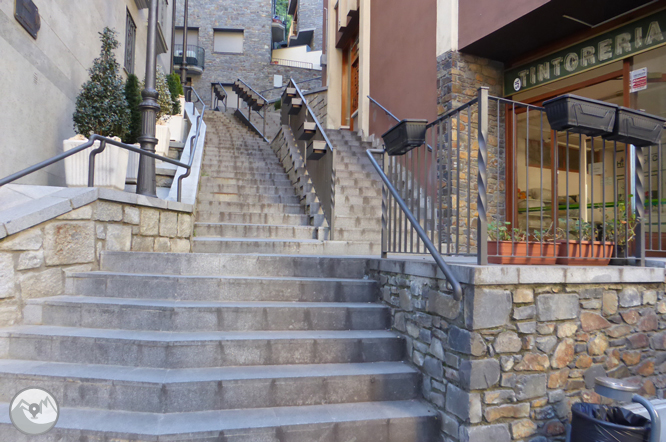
left=180, top=0, right=189, bottom=94
left=136, top=0, right=160, bottom=198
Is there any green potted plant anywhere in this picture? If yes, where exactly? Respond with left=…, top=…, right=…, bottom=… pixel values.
left=124, top=73, right=142, bottom=185
left=605, top=198, right=638, bottom=265
left=556, top=220, right=613, bottom=266
left=66, top=27, right=130, bottom=191
left=141, top=68, right=173, bottom=157
left=166, top=73, right=186, bottom=144
left=488, top=221, right=559, bottom=265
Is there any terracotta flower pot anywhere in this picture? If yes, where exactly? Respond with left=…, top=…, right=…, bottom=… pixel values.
left=556, top=241, right=614, bottom=266
left=488, top=241, right=559, bottom=265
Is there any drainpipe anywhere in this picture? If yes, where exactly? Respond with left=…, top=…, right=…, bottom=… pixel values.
left=170, top=0, right=176, bottom=73
left=136, top=0, right=160, bottom=198
left=180, top=0, right=189, bottom=91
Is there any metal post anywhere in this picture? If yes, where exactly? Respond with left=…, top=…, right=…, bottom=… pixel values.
left=136, top=0, right=160, bottom=198
left=263, top=106, right=267, bottom=137
left=381, top=150, right=388, bottom=258
left=180, top=0, right=188, bottom=90
left=635, top=144, right=646, bottom=266
left=477, top=87, right=489, bottom=265
left=170, top=0, right=176, bottom=73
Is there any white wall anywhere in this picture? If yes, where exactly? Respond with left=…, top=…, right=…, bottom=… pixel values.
left=272, top=46, right=322, bottom=70
left=436, top=0, right=458, bottom=57
left=0, top=0, right=172, bottom=186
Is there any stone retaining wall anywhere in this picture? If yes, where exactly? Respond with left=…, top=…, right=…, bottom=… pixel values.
left=366, top=260, right=665, bottom=442
left=0, top=200, right=193, bottom=327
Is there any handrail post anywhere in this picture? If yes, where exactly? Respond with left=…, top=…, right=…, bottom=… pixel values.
left=635, top=144, right=646, bottom=266
left=263, top=106, right=267, bottom=138
left=87, top=139, right=107, bottom=187
left=136, top=0, right=160, bottom=198
left=380, top=150, right=388, bottom=258
left=180, top=0, right=189, bottom=91
left=477, top=87, right=489, bottom=265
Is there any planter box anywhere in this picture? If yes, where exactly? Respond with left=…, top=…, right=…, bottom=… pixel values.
left=297, top=121, right=317, bottom=141
left=125, top=144, right=142, bottom=184
left=382, top=119, right=427, bottom=156
left=168, top=115, right=185, bottom=142
left=287, top=98, right=303, bottom=115
left=556, top=240, right=614, bottom=266
left=543, top=95, right=617, bottom=136
left=307, top=140, right=327, bottom=160
left=155, top=124, right=171, bottom=157
left=488, top=241, right=559, bottom=265
left=604, top=106, right=666, bottom=147
left=63, top=137, right=129, bottom=191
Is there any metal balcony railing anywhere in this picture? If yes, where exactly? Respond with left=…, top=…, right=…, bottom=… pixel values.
left=173, top=45, right=205, bottom=72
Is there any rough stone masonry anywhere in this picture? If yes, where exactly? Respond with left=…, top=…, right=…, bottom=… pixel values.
left=366, top=259, right=665, bottom=442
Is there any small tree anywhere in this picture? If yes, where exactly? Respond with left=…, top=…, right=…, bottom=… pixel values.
left=73, top=28, right=130, bottom=138
left=141, top=68, right=173, bottom=122
left=167, top=72, right=184, bottom=115
left=123, top=74, right=142, bottom=144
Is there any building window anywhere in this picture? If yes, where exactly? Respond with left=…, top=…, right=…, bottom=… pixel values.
left=124, top=9, right=136, bottom=74
left=213, top=29, right=244, bottom=54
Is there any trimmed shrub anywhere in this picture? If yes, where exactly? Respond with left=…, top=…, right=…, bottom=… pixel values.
left=123, top=74, right=142, bottom=144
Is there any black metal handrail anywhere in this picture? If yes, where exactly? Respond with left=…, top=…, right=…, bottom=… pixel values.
left=174, top=44, right=205, bottom=71
left=368, top=95, right=433, bottom=152
left=212, top=82, right=228, bottom=112
left=176, top=86, right=206, bottom=201
left=237, top=78, right=269, bottom=104
left=291, top=80, right=334, bottom=154
left=261, top=77, right=323, bottom=104
left=272, top=58, right=315, bottom=70
left=366, top=148, right=463, bottom=300
left=0, top=87, right=206, bottom=203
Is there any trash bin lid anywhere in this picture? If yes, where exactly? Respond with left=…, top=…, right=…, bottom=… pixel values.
left=595, top=377, right=641, bottom=392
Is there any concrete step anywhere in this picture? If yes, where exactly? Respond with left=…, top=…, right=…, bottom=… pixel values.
left=335, top=204, right=383, bottom=217
left=29, top=296, right=390, bottom=331
left=195, top=201, right=305, bottom=215
left=338, top=194, right=383, bottom=206
left=197, top=193, right=300, bottom=204
left=333, top=228, right=382, bottom=242
left=198, top=183, right=296, bottom=195
left=336, top=169, right=376, bottom=179
left=335, top=186, right=382, bottom=197
left=201, top=171, right=293, bottom=180
left=335, top=216, right=382, bottom=229
left=0, top=400, right=438, bottom=441
left=193, top=238, right=380, bottom=255
left=0, top=360, right=419, bottom=412
left=195, top=222, right=317, bottom=239
left=67, top=272, right=379, bottom=302
left=202, top=165, right=287, bottom=174
left=200, top=176, right=294, bottom=187
left=336, top=177, right=382, bottom=187
left=99, top=252, right=370, bottom=278
left=336, top=162, right=375, bottom=173
left=204, top=151, right=279, bottom=158
left=195, top=211, right=309, bottom=225
left=1, top=326, right=404, bottom=368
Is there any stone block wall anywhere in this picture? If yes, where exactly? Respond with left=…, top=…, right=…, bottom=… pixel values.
left=366, top=260, right=666, bottom=442
left=295, top=0, right=324, bottom=51
left=436, top=50, right=505, bottom=254
left=177, top=0, right=323, bottom=105
left=0, top=200, right=193, bottom=327
left=304, top=87, right=327, bottom=125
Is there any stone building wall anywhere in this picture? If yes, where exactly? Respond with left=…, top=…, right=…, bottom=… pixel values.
left=436, top=50, right=505, bottom=253
left=304, top=87, right=327, bottom=124
left=0, top=200, right=193, bottom=328
left=177, top=0, right=322, bottom=105
left=366, top=259, right=665, bottom=442
left=295, top=0, right=324, bottom=51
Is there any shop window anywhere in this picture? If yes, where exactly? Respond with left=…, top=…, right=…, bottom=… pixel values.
left=213, top=29, right=244, bottom=54
left=124, top=9, right=136, bottom=74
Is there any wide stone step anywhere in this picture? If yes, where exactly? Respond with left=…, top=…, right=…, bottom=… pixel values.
left=336, top=170, right=376, bottom=179
left=336, top=162, right=375, bottom=172
left=338, top=194, right=383, bottom=206
left=203, top=165, right=287, bottom=174
left=201, top=171, right=292, bottom=180
left=335, top=204, right=383, bottom=217
left=195, top=222, right=317, bottom=239
left=67, top=272, right=379, bottom=302
left=197, top=193, right=300, bottom=204
left=195, top=201, right=304, bottom=215
left=335, top=216, right=382, bottom=229
left=195, top=211, right=309, bottom=225
left=202, top=158, right=283, bottom=167
left=198, top=183, right=297, bottom=195
left=333, top=228, right=382, bottom=242
left=29, top=296, right=390, bottom=331
left=336, top=177, right=381, bottom=187
left=99, top=252, right=370, bottom=278
left=0, top=400, right=438, bottom=441
left=0, top=360, right=419, bottom=412
left=204, top=151, right=279, bottom=159
left=1, top=326, right=404, bottom=368
left=193, top=238, right=379, bottom=255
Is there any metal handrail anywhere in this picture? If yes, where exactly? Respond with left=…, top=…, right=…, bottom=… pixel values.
left=261, top=77, right=323, bottom=103
left=237, top=78, right=269, bottom=104
left=366, top=148, right=463, bottom=300
left=368, top=95, right=433, bottom=152
left=291, top=80, right=334, bottom=153
left=427, top=97, right=478, bottom=129
left=0, top=86, right=206, bottom=203
left=212, top=82, right=228, bottom=112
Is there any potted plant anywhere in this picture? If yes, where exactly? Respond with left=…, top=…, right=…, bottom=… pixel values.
left=67, top=27, right=130, bottom=191
left=605, top=199, right=638, bottom=265
left=381, top=119, right=428, bottom=156
left=141, top=68, right=173, bottom=157
left=543, top=94, right=617, bottom=136
left=556, top=220, right=614, bottom=266
left=487, top=221, right=558, bottom=265
left=166, top=72, right=186, bottom=143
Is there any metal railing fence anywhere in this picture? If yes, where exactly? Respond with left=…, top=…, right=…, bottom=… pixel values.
left=174, top=45, right=205, bottom=71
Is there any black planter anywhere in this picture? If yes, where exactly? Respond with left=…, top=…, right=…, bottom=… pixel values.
left=306, top=140, right=327, bottom=160
left=382, top=119, right=427, bottom=156
left=604, top=106, right=666, bottom=147
left=543, top=94, right=617, bottom=136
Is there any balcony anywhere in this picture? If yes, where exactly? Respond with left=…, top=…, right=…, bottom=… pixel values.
left=272, top=17, right=286, bottom=44
left=173, top=45, right=205, bottom=75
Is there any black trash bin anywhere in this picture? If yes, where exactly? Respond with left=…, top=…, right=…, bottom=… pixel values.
left=571, top=403, right=651, bottom=442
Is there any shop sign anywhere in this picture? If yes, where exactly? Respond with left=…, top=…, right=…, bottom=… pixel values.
left=505, top=9, right=666, bottom=95
left=630, top=67, right=648, bottom=92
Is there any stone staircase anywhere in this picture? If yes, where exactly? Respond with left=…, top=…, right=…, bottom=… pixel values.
left=193, top=112, right=382, bottom=255
left=0, top=251, right=438, bottom=440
